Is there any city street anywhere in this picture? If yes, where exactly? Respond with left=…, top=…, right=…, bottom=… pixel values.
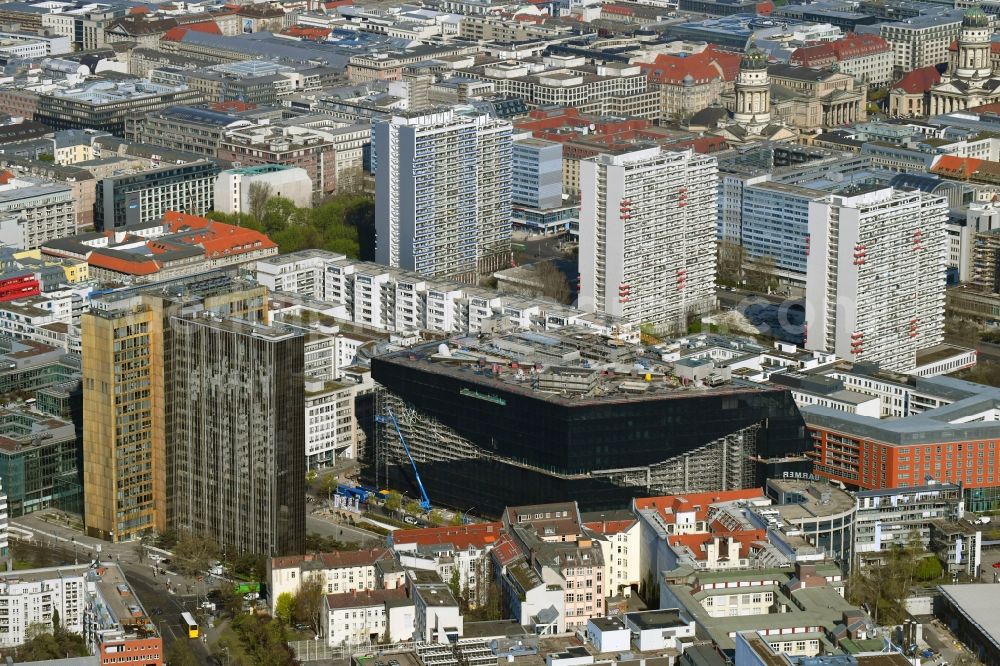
left=307, top=512, right=386, bottom=546
left=11, top=512, right=217, bottom=663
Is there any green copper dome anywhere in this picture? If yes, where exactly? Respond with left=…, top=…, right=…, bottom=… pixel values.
left=963, top=6, right=989, bottom=28
left=741, top=44, right=768, bottom=71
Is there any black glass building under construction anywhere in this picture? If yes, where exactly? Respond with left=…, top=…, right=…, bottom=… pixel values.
left=367, top=330, right=810, bottom=515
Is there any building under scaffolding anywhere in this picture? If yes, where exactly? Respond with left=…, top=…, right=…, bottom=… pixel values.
left=366, top=328, right=810, bottom=514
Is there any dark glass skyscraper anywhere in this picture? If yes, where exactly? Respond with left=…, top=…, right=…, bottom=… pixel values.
left=168, top=315, right=305, bottom=556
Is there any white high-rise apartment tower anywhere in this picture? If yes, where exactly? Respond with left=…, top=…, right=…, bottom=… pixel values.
left=805, top=185, right=948, bottom=372
left=578, top=146, right=718, bottom=329
left=373, top=108, right=512, bottom=282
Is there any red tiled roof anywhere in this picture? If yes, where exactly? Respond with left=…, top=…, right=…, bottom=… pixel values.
left=161, top=210, right=277, bottom=257
left=637, top=46, right=741, bottom=85
left=162, top=20, right=220, bottom=40
left=832, top=32, right=890, bottom=59
left=791, top=34, right=888, bottom=67
left=128, top=6, right=150, bottom=13
left=790, top=42, right=836, bottom=67
left=325, top=587, right=408, bottom=610
left=756, top=0, right=774, bottom=14
left=281, top=25, right=331, bottom=39
left=211, top=100, right=256, bottom=112
left=491, top=533, right=523, bottom=566
left=186, top=20, right=222, bottom=34
left=931, top=155, right=983, bottom=179
left=162, top=26, right=189, bottom=41
left=602, top=4, right=634, bottom=14
left=391, top=522, right=502, bottom=550
left=633, top=488, right=765, bottom=523
left=88, top=252, right=160, bottom=276
left=583, top=519, right=636, bottom=535
left=971, top=102, right=1000, bottom=114
left=272, top=547, right=392, bottom=571
left=666, top=530, right=766, bottom=560
left=891, top=65, right=941, bottom=94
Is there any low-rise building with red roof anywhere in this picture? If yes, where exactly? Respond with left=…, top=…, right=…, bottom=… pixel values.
left=269, top=547, right=398, bottom=613
left=40, top=211, right=277, bottom=284
left=281, top=25, right=331, bottom=41
left=889, top=66, right=942, bottom=118
left=390, top=523, right=501, bottom=608
left=514, top=107, right=726, bottom=197
left=790, top=33, right=893, bottom=85
left=932, top=154, right=1000, bottom=188
left=636, top=45, right=741, bottom=121
left=633, top=489, right=774, bottom=584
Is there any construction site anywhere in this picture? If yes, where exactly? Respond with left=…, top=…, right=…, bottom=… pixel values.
left=365, top=328, right=810, bottom=514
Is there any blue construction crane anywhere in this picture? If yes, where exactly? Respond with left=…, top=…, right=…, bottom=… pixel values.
left=375, top=408, right=432, bottom=512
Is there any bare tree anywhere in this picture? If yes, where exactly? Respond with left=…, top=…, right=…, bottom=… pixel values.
left=536, top=260, right=570, bottom=304
left=716, top=239, right=746, bottom=286
left=293, top=576, right=325, bottom=633
left=247, top=182, right=273, bottom=223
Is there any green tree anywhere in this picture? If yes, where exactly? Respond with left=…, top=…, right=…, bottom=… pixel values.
left=317, top=473, right=338, bottom=501
left=404, top=499, right=421, bottom=515
left=306, top=468, right=318, bottom=485
left=219, top=584, right=245, bottom=618
left=429, top=510, right=446, bottom=526
left=449, top=568, right=461, bottom=600
left=13, top=622, right=88, bottom=661
left=385, top=490, right=402, bottom=512
left=915, top=556, right=943, bottom=581
left=846, top=535, right=923, bottom=626
left=231, top=614, right=296, bottom=665
left=168, top=640, right=201, bottom=666
left=274, top=592, right=295, bottom=625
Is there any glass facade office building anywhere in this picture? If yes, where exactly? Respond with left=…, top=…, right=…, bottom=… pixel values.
left=368, top=348, right=810, bottom=514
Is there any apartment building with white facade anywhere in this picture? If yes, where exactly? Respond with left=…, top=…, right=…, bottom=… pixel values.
left=269, top=548, right=399, bottom=612
left=412, top=578, right=463, bottom=644
left=805, top=185, right=948, bottom=373
left=870, top=12, right=965, bottom=73
left=0, top=567, right=86, bottom=647
left=578, top=147, right=717, bottom=331
left=584, top=518, right=641, bottom=599
left=255, top=251, right=639, bottom=341
left=324, top=587, right=413, bottom=646
left=391, top=523, right=501, bottom=609
left=853, top=481, right=964, bottom=567
left=305, top=378, right=358, bottom=468
left=373, top=108, right=513, bottom=282
left=0, top=181, right=76, bottom=251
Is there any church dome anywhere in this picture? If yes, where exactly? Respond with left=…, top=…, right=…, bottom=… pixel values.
left=741, top=44, right=768, bottom=71
left=963, top=5, right=989, bottom=28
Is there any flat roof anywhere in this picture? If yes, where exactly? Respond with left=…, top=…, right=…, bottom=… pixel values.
left=626, top=609, right=687, bottom=630
left=938, top=584, right=1000, bottom=651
